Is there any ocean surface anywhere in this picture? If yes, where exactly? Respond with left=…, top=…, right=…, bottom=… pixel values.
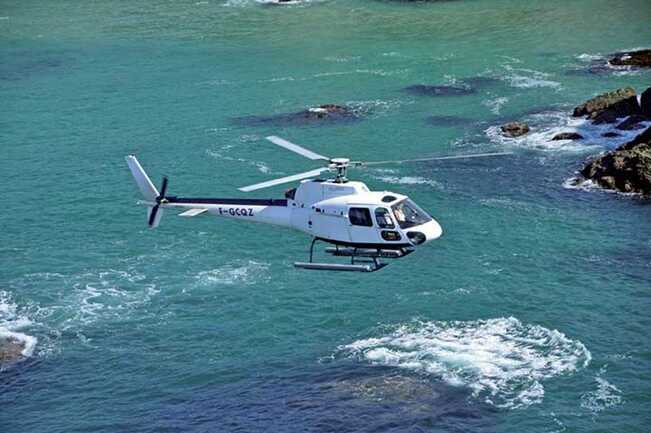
left=1, top=1, right=650, bottom=432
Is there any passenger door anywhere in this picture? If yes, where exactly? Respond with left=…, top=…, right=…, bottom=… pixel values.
left=347, top=207, right=380, bottom=245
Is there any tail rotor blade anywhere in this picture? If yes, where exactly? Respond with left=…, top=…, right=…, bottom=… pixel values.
left=148, top=205, right=160, bottom=227
left=159, top=176, right=169, bottom=197
left=361, top=152, right=513, bottom=166
left=266, top=136, right=330, bottom=161
left=239, top=168, right=329, bottom=192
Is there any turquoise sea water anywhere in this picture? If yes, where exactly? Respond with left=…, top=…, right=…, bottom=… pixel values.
left=2, top=1, right=651, bottom=431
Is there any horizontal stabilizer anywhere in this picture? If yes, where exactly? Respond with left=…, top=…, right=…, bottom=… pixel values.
left=178, top=208, right=209, bottom=217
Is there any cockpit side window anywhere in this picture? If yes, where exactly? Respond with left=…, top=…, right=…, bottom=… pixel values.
left=349, top=207, right=373, bottom=227
left=375, top=207, right=395, bottom=229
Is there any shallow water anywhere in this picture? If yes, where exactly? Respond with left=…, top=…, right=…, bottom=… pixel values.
left=1, top=1, right=651, bottom=432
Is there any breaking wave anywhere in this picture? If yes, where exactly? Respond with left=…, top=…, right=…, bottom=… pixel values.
left=486, top=111, right=650, bottom=153
left=339, top=317, right=591, bottom=409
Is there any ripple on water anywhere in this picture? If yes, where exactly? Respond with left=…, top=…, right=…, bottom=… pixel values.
left=339, top=317, right=591, bottom=409
left=194, top=260, right=270, bottom=287
left=580, top=366, right=623, bottom=414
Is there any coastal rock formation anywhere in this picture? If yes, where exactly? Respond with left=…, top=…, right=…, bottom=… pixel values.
left=608, top=49, right=651, bottom=67
left=616, top=115, right=647, bottom=130
left=552, top=132, right=583, bottom=141
left=500, top=121, right=530, bottom=137
left=641, top=87, right=651, bottom=117
left=0, top=337, right=26, bottom=367
left=580, top=126, right=651, bottom=195
left=404, top=84, right=475, bottom=96
left=572, top=87, right=640, bottom=121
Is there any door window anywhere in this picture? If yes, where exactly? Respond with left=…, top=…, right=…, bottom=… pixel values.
left=375, top=207, right=395, bottom=228
left=349, top=207, right=373, bottom=227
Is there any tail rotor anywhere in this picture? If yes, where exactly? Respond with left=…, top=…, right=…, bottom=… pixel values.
left=148, top=176, right=168, bottom=228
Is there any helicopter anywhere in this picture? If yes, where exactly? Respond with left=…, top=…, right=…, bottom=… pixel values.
left=126, top=136, right=510, bottom=272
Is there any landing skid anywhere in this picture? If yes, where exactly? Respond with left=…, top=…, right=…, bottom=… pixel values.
left=293, top=239, right=411, bottom=272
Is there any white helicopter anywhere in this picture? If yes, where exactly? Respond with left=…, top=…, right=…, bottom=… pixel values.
left=126, top=136, right=510, bottom=272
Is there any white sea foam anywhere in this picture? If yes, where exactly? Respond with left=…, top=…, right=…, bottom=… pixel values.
left=340, top=317, right=591, bottom=409
left=486, top=111, right=650, bottom=153
left=580, top=366, right=622, bottom=413
left=0, top=290, right=37, bottom=359
left=501, top=65, right=561, bottom=89
left=206, top=147, right=274, bottom=174
left=195, top=260, right=270, bottom=286
left=482, top=96, right=509, bottom=115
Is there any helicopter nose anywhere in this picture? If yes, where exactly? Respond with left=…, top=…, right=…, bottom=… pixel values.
left=424, top=219, right=443, bottom=242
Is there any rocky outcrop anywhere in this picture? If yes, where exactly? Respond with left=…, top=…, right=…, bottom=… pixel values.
left=608, top=49, right=651, bottom=67
left=552, top=132, right=583, bottom=141
left=580, top=126, right=651, bottom=195
left=641, top=87, right=651, bottom=118
left=303, top=104, right=351, bottom=119
left=0, top=337, right=26, bottom=366
left=616, top=114, right=647, bottom=130
left=572, top=87, right=641, bottom=120
left=500, top=122, right=530, bottom=137
left=233, top=104, right=360, bottom=127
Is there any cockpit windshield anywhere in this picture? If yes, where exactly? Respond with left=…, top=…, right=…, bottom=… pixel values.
left=391, top=199, right=432, bottom=229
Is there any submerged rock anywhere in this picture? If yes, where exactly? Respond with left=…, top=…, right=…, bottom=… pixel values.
left=0, top=337, right=26, bottom=366
left=608, top=49, right=651, bottom=67
left=572, top=87, right=641, bottom=120
left=404, top=84, right=475, bottom=96
left=426, top=115, right=469, bottom=126
left=233, top=104, right=360, bottom=127
left=552, top=132, right=583, bottom=141
left=580, top=126, right=651, bottom=195
left=500, top=121, right=530, bottom=137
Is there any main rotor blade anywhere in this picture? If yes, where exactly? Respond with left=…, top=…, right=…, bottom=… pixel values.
left=266, top=136, right=329, bottom=161
left=239, top=167, right=329, bottom=192
left=360, top=152, right=513, bottom=166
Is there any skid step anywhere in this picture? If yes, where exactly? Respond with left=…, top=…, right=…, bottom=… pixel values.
left=294, top=262, right=388, bottom=272
left=325, top=247, right=411, bottom=258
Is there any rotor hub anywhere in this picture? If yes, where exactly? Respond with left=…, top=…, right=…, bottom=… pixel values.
left=330, top=158, right=350, bottom=166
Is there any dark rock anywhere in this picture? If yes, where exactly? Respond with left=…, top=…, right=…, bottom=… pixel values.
left=608, top=49, right=651, bottom=67
left=303, top=104, right=350, bottom=119
left=404, top=84, right=475, bottom=96
left=592, top=110, right=619, bottom=125
left=426, top=115, right=469, bottom=126
left=500, top=122, right=530, bottom=137
left=616, top=114, right=647, bottom=130
left=641, top=87, right=651, bottom=118
left=602, top=132, right=620, bottom=138
left=552, top=132, right=583, bottom=141
left=0, top=338, right=25, bottom=366
left=573, top=87, right=640, bottom=119
left=580, top=126, right=651, bottom=195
